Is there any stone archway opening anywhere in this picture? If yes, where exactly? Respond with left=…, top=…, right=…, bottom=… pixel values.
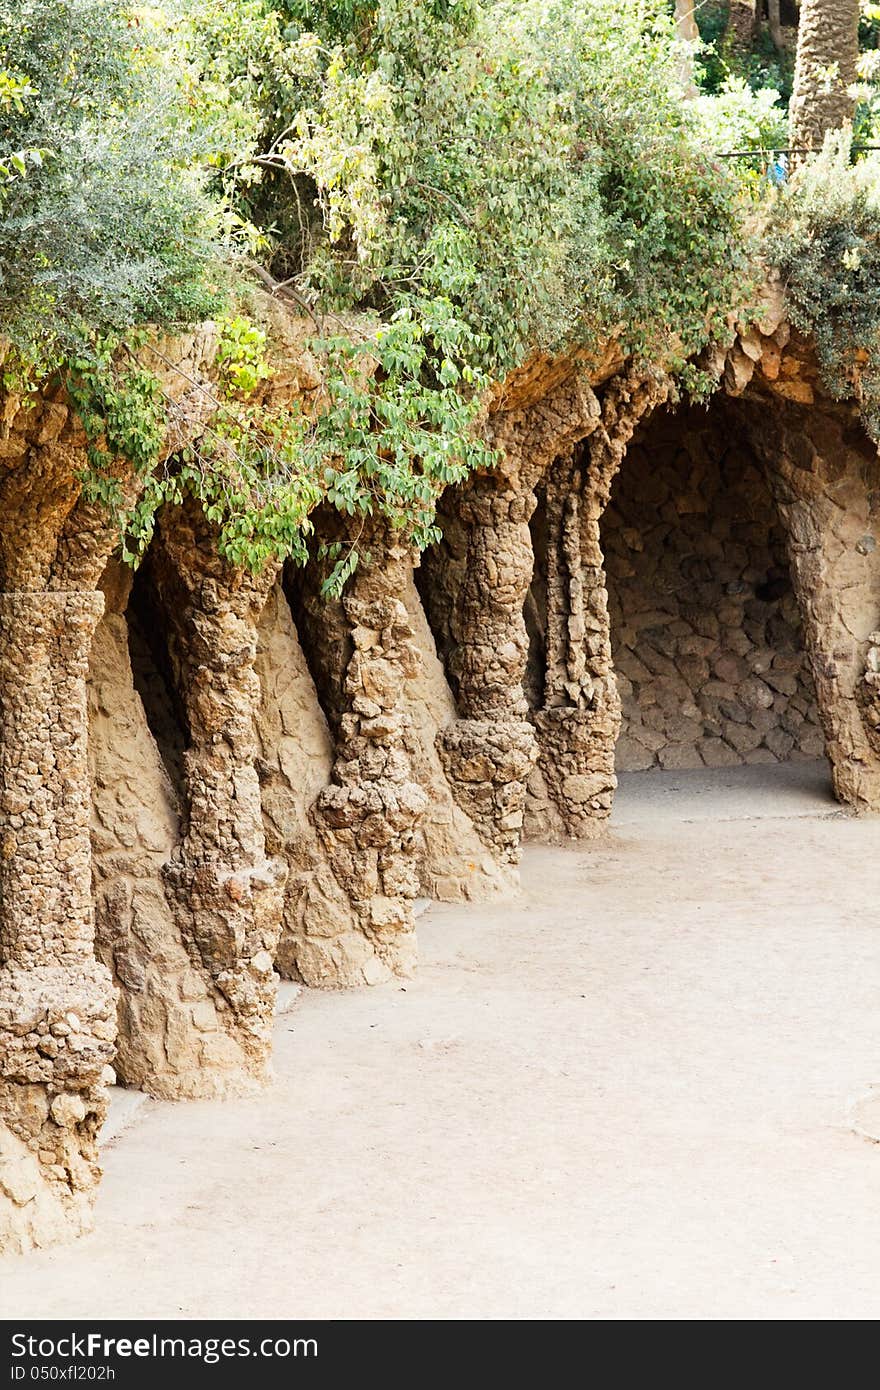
left=601, top=398, right=827, bottom=778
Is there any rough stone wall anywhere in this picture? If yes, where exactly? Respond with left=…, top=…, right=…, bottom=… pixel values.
left=418, top=371, right=610, bottom=859
left=399, top=568, right=516, bottom=902
left=0, top=330, right=221, bottom=1252
left=431, top=481, right=538, bottom=865
left=3, top=293, right=879, bottom=1257
left=713, top=293, right=880, bottom=811
left=289, top=532, right=429, bottom=986
left=280, top=520, right=514, bottom=986
left=602, top=403, right=824, bottom=772
left=126, top=580, right=188, bottom=797
left=741, top=398, right=880, bottom=809
left=0, top=591, right=115, bottom=1254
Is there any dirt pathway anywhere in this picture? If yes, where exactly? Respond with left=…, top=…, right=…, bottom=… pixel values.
left=4, top=764, right=880, bottom=1320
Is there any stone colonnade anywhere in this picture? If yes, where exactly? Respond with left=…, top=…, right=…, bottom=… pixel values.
left=2, top=328, right=880, bottom=1254
left=0, top=590, right=114, bottom=1253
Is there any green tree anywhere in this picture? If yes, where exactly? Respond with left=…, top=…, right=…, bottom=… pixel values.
left=0, top=0, right=222, bottom=376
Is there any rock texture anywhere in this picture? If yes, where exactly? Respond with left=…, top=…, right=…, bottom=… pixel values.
left=603, top=403, right=824, bottom=772
left=147, top=500, right=287, bottom=1088
left=400, top=568, right=516, bottom=902
left=426, top=480, right=539, bottom=863
left=253, top=582, right=357, bottom=983
left=291, top=531, right=428, bottom=985
left=2, top=291, right=879, bottom=1258
left=741, top=399, right=880, bottom=809
left=526, top=370, right=672, bottom=839
left=89, top=562, right=253, bottom=1099
left=0, top=331, right=220, bottom=1251
left=0, top=591, right=115, bottom=1254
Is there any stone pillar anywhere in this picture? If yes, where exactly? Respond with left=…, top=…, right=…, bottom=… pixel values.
left=530, top=369, right=672, bottom=837
left=748, top=403, right=880, bottom=810
left=0, top=591, right=116, bottom=1254
left=532, top=452, right=621, bottom=837
left=437, top=482, right=538, bottom=864
left=149, top=504, right=287, bottom=1087
left=90, top=561, right=264, bottom=1099
left=285, top=533, right=427, bottom=986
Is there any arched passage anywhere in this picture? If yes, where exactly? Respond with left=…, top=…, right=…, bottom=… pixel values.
left=525, top=378, right=880, bottom=836
left=602, top=400, right=825, bottom=774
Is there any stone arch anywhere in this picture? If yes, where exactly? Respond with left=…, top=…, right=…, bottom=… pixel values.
left=522, top=355, right=880, bottom=835
left=601, top=398, right=826, bottom=778
left=88, top=532, right=287, bottom=1102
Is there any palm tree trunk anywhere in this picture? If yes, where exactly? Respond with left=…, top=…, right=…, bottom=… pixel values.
left=789, top=0, right=860, bottom=153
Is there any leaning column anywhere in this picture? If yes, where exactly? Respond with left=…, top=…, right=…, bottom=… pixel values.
left=746, top=401, right=880, bottom=811
left=534, top=451, right=621, bottom=836
left=288, top=523, right=429, bottom=986
left=0, top=591, right=116, bottom=1253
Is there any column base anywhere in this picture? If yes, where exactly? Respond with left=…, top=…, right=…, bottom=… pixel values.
left=438, top=718, right=537, bottom=864
left=307, top=779, right=425, bottom=987
left=161, top=854, right=286, bottom=1089
left=530, top=706, right=618, bottom=840
left=0, top=962, right=115, bottom=1255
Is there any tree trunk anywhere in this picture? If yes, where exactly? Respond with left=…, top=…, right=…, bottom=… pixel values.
left=767, top=0, right=784, bottom=51
left=789, top=0, right=860, bottom=153
left=674, top=0, right=699, bottom=98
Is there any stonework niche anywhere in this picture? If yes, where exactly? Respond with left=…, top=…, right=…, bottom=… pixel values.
left=602, top=403, right=824, bottom=773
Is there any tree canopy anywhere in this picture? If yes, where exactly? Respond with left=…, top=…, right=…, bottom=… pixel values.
left=1, top=0, right=879, bottom=579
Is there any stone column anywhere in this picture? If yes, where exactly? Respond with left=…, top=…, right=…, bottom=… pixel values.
left=532, top=452, right=621, bottom=837
left=437, top=482, right=538, bottom=864
left=285, top=531, right=428, bottom=986
left=0, top=591, right=116, bottom=1254
left=748, top=403, right=880, bottom=810
left=531, top=369, right=672, bottom=837
left=150, top=504, right=287, bottom=1088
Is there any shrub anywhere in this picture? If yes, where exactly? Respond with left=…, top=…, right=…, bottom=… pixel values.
left=768, top=134, right=880, bottom=438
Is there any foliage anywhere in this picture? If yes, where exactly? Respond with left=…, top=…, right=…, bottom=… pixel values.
left=692, top=77, right=787, bottom=160
left=3, top=0, right=878, bottom=588
left=216, top=316, right=272, bottom=395
left=63, top=334, right=323, bottom=572
left=768, top=134, right=880, bottom=438
left=693, top=1, right=795, bottom=105
left=250, top=0, right=753, bottom=374
left=855, top=2, right=880, bottom=143
left=0, top=0, right=225, bottom=379
left=303, top=308, right=496, bottom=553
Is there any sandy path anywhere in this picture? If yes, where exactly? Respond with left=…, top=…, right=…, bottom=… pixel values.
left=4, top=764, right=880, bottom=1320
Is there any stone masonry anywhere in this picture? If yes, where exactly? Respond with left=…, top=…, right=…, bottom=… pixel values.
left=2, top=298, right=880, bottom=1257
left=288, top=526, right=428, bottom=986
left=603, top=402, right=824, bottom=772
left=0, top=591, right=115, bottom=1254
left=526, top=369, right=672, bottom=839
left=146, top=500, right=287, bottom=1088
